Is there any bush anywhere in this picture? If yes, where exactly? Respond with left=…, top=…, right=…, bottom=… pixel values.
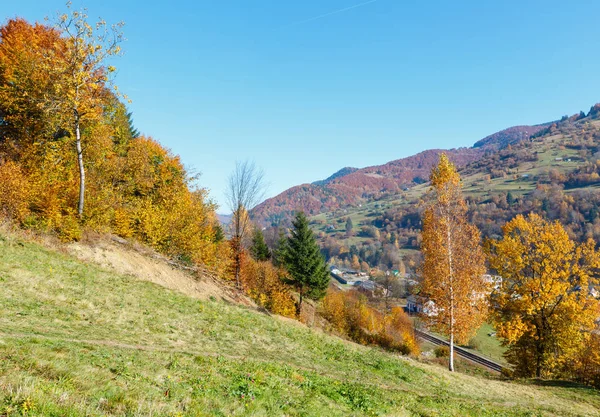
left=434, top=346, right=450, bottom=358
left=240, top=256, right=296, bottom=318
left=0, top=161, right=30, bottom=222
left=321, top=290, right=419, bottom=355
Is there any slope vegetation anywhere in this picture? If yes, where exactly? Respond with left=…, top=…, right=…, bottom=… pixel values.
left=0, top=232, right=598, bottom=416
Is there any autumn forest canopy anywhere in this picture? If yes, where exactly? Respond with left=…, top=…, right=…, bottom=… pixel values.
left=0, top=15, right=225, bottom=269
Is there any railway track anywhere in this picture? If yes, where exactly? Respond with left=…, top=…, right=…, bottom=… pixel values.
left=415, top=329, right=504, bottom=373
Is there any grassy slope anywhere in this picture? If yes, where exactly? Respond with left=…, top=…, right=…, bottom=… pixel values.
left=0, top=234, right=599, bottom=416
left=462, top=323, right=506, bottom=365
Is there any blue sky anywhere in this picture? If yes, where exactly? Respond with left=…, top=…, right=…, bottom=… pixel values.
left=4, top=1, right=600, bottom=211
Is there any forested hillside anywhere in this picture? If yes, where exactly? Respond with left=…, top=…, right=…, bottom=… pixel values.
left=252, top=118, right=568, bottom=227
left=305, top=106, right=600, bottom=273
left=253, top=147, right=482, bottom=225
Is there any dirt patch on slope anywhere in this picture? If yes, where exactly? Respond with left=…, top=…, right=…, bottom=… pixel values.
left=67, top=235, right=252, bottom=306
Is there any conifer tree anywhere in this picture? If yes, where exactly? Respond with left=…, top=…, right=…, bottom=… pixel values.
left=272, top=229, right=288, bottom=267
left=283, top=212, right=330, bottom=315
left=250, top=227, right=270, bottom=261
left=213, top=223, right=225, bottom=243
left=345, top=217, right=353, bottom=237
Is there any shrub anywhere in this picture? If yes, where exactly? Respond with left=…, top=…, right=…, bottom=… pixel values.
left=240, top=256, right=296, bottom=318
left=434, top=346, right=450, bottom=358
left=321, top=290, right=419, bottom=355
left=0, top=161, right=30, bottom=222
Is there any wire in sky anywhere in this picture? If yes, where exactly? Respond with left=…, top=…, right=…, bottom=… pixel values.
left=283, top=0, right=379, bottom=28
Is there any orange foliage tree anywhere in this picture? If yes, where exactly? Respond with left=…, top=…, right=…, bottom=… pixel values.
left=487, top=213, right=600, bottom=379
left=420, top=154, right=488, bottom=372
left=240, top=255, right=296, bottom=318
left=321, top=289, right=419, bottom=355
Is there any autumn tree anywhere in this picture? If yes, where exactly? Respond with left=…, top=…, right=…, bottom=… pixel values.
left=487, top=213, right=600, bottom=378
left=420, top=154, right=488, bottom=372
left=55, top=7, right=125, bottom=217
left=283, top=212, right=330, bottom=315
left=226, top=160, right=266, bottom=288
left=0, top=16, right=222, bottom=269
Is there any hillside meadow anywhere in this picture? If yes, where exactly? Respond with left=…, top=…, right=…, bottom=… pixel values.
left=0, top=231, right=599, bottom=416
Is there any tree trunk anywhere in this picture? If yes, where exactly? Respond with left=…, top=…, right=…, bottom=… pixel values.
left=75, top=111, right=85, bottom=218
left=446, top=213, right=455, bottom=372
left=536, top=326, right=543, bottom=378
left=449, top=331, right=455, bottom=372
left=297, top=291, right=304, bottom=317
left=234, top=239, right=241, bottom=289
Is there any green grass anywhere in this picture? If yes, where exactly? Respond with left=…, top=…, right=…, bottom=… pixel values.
left=0, top=233, right=599, bottom=416
left=462, top=323, right=507, bottom=365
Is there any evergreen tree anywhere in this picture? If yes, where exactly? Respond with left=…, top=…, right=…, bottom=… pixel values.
left=283, top=212, right=330, bottom=314
left=272, top=229, right=288, bottom=267
left=213, top=223, right=225, bottom=243
left=506, top=191, right=515, bottom=206
left=345, top=217, right=353, bottom=236
left=126, top=110, right=140, bottom=139
left=250, top=227, right=270, bottom=261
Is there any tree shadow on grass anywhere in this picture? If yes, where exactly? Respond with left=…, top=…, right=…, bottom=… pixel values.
left=529, top=379, right=592, bottom=390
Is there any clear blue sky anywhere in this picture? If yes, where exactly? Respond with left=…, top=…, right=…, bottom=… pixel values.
left=4, top=1, right=600, bottom=211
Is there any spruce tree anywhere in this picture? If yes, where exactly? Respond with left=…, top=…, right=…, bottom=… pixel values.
left=283, top=212, right=330, bottom=314
left=272, top=229, right=288, bottom=267
left=213, top=223, right=225, bottom=243
left=345, top=217, right=353, bottom=237
left=250, top=227, right=270, bottom=261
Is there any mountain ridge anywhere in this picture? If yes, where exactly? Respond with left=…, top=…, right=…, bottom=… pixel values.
left=252, top=122, right=548, bottom=225
left=252, top=105, right=600, bottom=227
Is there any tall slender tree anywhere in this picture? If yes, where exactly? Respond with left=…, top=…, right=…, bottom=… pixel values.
left=345, top=217, right=353, bottom=237
left=54, top=5, right=125, bottom=218
left=420, top=154, right=488, bottom=372
left=283, top=212, right=330, bottom=315
left=226, top=160, right=266, bottom=288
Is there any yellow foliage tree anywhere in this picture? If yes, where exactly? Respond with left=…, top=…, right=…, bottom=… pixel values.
left=0, top=17, right=221, bottom=269
left=487, top=213, right=600, bottom=378
left=420, top=154, right=488, bottom=371
left=54, top=6, right=125, bottom=218
left=0, top=161, right=30, bottom=222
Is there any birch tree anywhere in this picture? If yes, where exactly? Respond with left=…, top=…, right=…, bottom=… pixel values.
left=55, top=5, right=125, bottom=217
left=420, top=154, right=488, bottom=371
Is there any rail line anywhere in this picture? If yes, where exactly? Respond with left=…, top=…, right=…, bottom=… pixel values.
left=415, top=329, right=504, bottom=373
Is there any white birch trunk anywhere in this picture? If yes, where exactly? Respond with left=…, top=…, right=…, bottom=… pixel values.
left=75, top=111, right=85, bottom=218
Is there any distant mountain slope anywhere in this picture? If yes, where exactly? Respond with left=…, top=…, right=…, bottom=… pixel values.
left=252, top=148, right=482, bottom=225
left=472, top=124, right=552, bottom=149
left=252, top=109, right=595, bottom=226
left=217, top=213, right=232, bottom=225
left=312, top=167, right=359, bottom=186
